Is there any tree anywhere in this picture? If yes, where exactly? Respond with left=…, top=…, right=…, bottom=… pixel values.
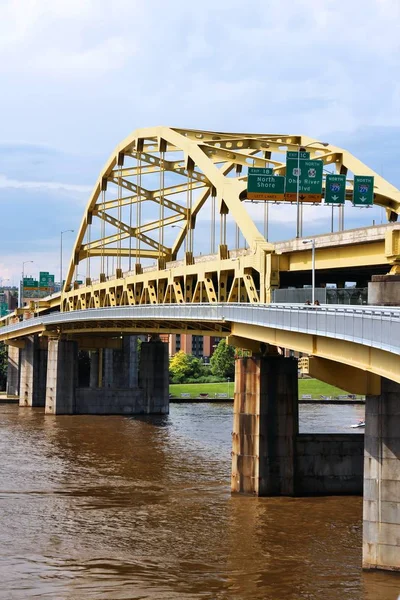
left=169, top=350, right=204, bottom=383
left=210, top=339, right=235, bottom=379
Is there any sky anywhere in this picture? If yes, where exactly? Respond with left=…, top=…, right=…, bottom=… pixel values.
left=1, top=0, right=400, bottom=285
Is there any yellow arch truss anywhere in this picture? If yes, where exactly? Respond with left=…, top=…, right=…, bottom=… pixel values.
left=63, top=126, right=400, bottom=310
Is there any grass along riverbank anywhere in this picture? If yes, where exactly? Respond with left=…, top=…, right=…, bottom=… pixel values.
left=170, top=379, right=349, bottom=399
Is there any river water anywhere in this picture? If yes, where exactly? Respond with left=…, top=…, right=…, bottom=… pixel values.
left=0, top=402, right=399, bottom=600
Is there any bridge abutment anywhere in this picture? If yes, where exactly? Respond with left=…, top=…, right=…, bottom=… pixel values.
left=363, top=378, right=400, bottom=571
left=231, top=354, right=298, bottom=495
left=6, top=344, right=20, bottom=396
left=20, top=335, right=47, bottom=407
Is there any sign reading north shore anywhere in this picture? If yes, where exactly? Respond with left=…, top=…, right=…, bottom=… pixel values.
left=285, top=156, right=324, bottom=203
left=353, top=175, right=374, bottom=206
left=23, top=277, right=38, bottom=289
left=325, top=174, right=346, bottom=205
left=247, top=167, right=285, bottom=201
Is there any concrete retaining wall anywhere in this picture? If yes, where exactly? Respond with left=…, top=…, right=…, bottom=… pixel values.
left=296, top=433, right=364, bottom=495
left=75, top=388, right=147, bottom=415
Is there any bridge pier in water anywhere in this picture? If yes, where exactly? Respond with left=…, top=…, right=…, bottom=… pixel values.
left=43, top=335, right=168, bottom=416
left=231, top=354, right=298, bottom=495
left=19, top=335, right=47, bottom=407
left=363, top=378, right=400, bottom=571
left=6, top=344, right=20, bottom=397
left=45, top=338, right=78, bottom=414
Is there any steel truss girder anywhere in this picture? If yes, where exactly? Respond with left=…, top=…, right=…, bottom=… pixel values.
left=64, top=126, right=400, bottom=299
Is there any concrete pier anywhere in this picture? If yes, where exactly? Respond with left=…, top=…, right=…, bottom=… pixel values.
left=45, top=339, right=78, bottom=415
left=43, top=335, right=168, bottom=415
left=19, top=336, right=47, bottom=407
left=103, top=337, right=138, bottom=389
left=231, top=354, right=298, bottom=495
left=139, top=340, right=169, bottom=414
left=363, top=378, right=400, bottom=571
left=6, top=344, right=20, bottom=397
left=368, top=274, right=400, bottom=306
left=89, top=350, right=100, bottom=388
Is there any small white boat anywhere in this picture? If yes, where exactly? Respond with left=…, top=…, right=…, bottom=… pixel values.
left=350, top=420, right=365, bottom=428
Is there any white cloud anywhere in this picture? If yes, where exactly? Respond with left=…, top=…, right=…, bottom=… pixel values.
left=0, top=174, right=91, bottom=195
left=0, top=0, right=399, bottom=282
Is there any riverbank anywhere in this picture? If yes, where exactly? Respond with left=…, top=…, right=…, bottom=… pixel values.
left=169, top=379, right=358, bottom=402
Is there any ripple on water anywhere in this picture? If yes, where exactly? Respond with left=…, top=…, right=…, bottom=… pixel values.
left=0, top=403, right=398, bottom=599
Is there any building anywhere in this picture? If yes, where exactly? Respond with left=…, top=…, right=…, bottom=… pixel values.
left=168, top=334, right=222, bottom=360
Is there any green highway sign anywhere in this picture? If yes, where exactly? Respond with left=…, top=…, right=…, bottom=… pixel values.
left=353, top=175, right=374, bottom=206
left=39, top=271, right=55, bottom=290
left=286, top=151, right=310, bottom=160
left=248, top=167, right=273, bottom=176
left=247, top=167, right=285, bottom=200
left=285, top=156, right=323, bottom=203
left=325, top=174, right=346, bottom=205
left=0, top=302, right=8, bottom=317
left=23, top=277, right=38, bottom=289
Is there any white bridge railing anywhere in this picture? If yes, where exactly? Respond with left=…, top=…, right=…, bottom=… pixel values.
left=1, top=303, right=400, bottom=356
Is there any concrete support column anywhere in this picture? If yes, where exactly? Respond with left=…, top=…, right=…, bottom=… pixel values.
left=103, top=348, right=114, bottom=388
left=6, top=345, right=20, bottom=396
left=45, top=338, right=78, bottom=415
left=363, top=378, right=400, bottom=571
left=102, top=337, right=138, bottom=388
left=231, top=355, right=298, bottom=496
left=89, top=351, right=99, bottom=388
left=368, top=274, right=400, bottom=306
left=19, top=336, right=47, bottom=407
left=139, top=340, right=169, bottom=414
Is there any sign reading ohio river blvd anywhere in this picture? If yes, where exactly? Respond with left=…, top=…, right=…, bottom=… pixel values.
left=247, top=167, right=285, bottom=201
left=285, top=156, right=323, bottom=203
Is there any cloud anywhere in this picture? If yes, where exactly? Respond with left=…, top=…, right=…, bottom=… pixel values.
left=0, top=174, right=91, bottom=194
left=0, top=0, right=399, bottom=282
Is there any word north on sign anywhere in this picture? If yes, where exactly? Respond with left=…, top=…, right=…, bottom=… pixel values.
left=285, top=153, right=323, bottom=203
left=325, top=174, right=346, bottom=205
left=353, top=175, right=374, bottom=206
left=247, top=167, right=285, bottom=201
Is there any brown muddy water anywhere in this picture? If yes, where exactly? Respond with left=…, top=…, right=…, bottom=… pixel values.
left=0, top=402, right=399, bottom=599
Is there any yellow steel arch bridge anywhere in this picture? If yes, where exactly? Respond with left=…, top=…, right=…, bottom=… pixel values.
left=61, top=126, right=400, bottom=313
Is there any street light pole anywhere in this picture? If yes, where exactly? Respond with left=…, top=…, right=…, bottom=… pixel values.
left=20, top=260, right=33, bottom=309
left=60, top=230, right=74, bottom=293
left=295, top=141, right=329, bottom=239
left=171, top=224, right=187, bottom=253
left=302, top=239, right=315, bottom=304
left=296, top=150, right=301, bottom=239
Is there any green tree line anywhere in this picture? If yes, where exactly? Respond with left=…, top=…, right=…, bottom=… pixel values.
left=169, top=339, right=235, bottom=384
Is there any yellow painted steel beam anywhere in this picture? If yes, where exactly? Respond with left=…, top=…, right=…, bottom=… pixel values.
left=230, top=321, right=400, bottom=385
left=279, top=241, right=387, bottom=272
left=81, top=248, right=160, bottom=259
left=307, top=356, right=381, bottom=395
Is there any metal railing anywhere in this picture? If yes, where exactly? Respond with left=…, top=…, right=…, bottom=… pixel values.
left=272, top=288, right=368, bottom=305
left=1, top=303, right=399, bottom=357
